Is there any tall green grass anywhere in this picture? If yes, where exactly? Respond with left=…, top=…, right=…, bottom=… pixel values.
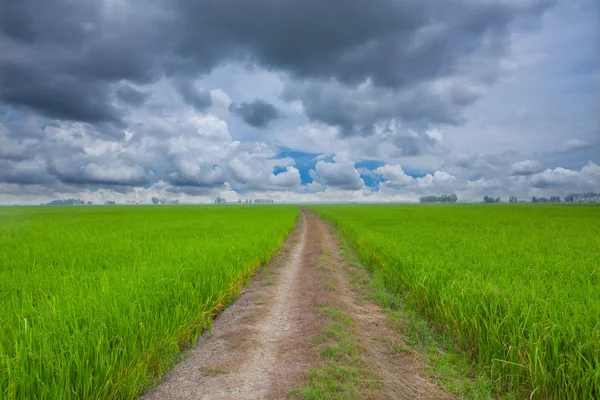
left=312, top=204, right=599, bottom=399
left=0, top=205, right=298, bottom=399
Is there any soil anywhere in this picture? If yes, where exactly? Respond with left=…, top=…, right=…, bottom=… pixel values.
left=141, top=211, right=454, bottom=400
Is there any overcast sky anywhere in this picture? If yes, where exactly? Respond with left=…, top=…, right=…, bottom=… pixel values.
left=1, top=0, right=598, bottom=204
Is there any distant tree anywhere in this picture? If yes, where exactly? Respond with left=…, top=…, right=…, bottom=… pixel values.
left=104, top=201, right=116, bottom=205
left=538, top=197, right=549, bottom=203
left=509, top=196, right=517, bottom=203
left=151, top=197, right=159, bottom=205
left=238, top=199, right=242, bottom=203
left=419, top=194, right=458, bottom=203
left=532, top=196, right=538, bottom=203
left=87, top=201, right=93, bottom=206
left=549, top=196, right=561, bottom=203
left=563, top=193, right=599, bottom=203
left=44, top=198, right=85, bottom=206
left=483, top=196, right=500, bottom=203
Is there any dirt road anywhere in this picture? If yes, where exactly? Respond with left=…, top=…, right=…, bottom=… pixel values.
left=142, top=211, right=453, bottom=399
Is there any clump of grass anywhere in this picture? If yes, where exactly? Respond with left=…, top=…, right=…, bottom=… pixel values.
left=323, top=279, right=337, bottom=292
left=297, top=304, right=379, bottom=399
left=312, top=204, right=600, bottom=399
left=0, top=205, right=298, bottom=399
left=391, top=343, right=411, bottom=353
left=200, top=364, right=228, bottom=376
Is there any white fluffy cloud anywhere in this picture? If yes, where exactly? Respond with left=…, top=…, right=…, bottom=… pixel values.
left=372, top=160, right=600, bottom=202
left=269, top=167, right=301, bottom=188
left=377, top=165, right=458, bottom=194
left=375, top=165, right=414, bottom=188
left=525, top=161, right=600, bottom=190
left=311, top=155, right=365, bottom=191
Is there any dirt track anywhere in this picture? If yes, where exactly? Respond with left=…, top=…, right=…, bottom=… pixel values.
left=142, top=211, right=453, bottom=399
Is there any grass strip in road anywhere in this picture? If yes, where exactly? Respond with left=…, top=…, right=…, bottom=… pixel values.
left=295, top=304, right=381, bottom=399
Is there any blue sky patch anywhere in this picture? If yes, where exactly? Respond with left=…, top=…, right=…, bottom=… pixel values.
left=272, top=165, right=287, bottom=175
left=274, top=149, right=321, bottom=185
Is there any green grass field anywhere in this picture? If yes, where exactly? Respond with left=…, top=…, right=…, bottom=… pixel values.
left=2, top=204, right=598, bottom=399
left=311, top=204, right=599, bottom=399
left=0, top=205, right=298, bottom=399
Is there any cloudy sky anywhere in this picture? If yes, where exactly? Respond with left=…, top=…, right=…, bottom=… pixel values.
left=1, top=0, right=598, bottom=204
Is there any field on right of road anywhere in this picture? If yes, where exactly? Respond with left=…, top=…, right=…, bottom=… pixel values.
left=311, top=204, right=599, bottom=399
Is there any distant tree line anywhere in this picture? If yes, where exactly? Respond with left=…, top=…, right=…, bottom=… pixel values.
left=419, top=194, right=458, bottom=203
left=489, top=196, right=561, bottom=203
left=252, top=198, right=275, bottom=204
left=43, top=199, right=95, bottom=206
left=43, top=199, right=85, bottom=206
left=531, top=196, right=561, bottom=203
left=216, top=198, right=275, bottom=204
left=564, top=192, right=599, bottom=203
left=486, top=192, right=600, bottom=204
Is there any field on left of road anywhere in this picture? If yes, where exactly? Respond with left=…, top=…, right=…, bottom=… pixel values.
left=0, top=205, right=298, bottom=399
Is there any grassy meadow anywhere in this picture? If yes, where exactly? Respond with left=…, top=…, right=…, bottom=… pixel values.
left=312, top=204, right=599, bottom=399
left=0, top=205, right=298, bottom=399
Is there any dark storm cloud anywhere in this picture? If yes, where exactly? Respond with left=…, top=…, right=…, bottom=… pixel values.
left=0, top=0, right=170, bottom=124
left=0, top=160, right=55, bottom=185
left=1, top=0, right=554, bottom=128
left=283, top=79, right=477, bottom=138
left=0, top=0, right=99, bottom=45
left=116, top=85, right=149, bottom=107
left=175, top=79, right=213, bottom=111
left=0, top=61, right=123, bottom=123
left=175, top=0, right=551, bottom=87
left=229, top=99, right=282, bottom=128
left=172, top=0, right=553, bottom=135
